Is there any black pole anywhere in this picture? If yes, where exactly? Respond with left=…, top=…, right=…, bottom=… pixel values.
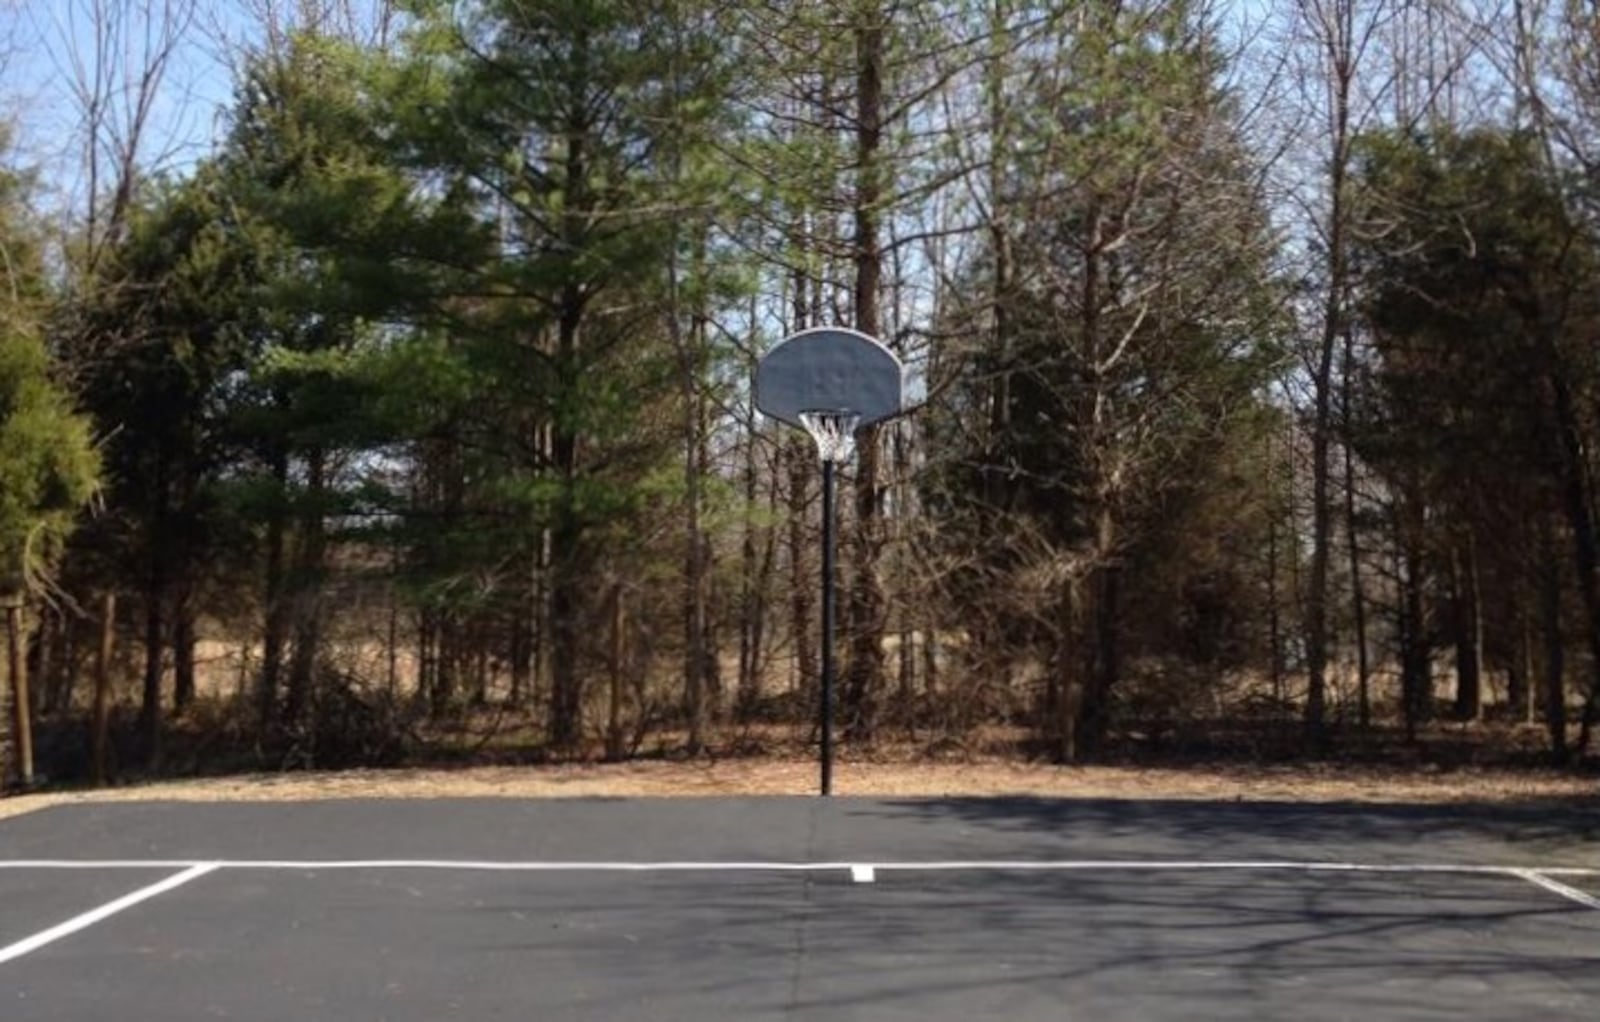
left=820, top=457, right=835, bottom=796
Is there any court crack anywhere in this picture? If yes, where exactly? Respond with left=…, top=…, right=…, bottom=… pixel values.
left=784, top=802, right=820, bottom=1017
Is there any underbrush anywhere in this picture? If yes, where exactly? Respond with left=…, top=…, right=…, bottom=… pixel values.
left=17, top=664, right=1597, bottom=791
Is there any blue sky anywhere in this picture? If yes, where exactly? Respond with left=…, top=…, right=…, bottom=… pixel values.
left=0, top=0, right=257, bottom=210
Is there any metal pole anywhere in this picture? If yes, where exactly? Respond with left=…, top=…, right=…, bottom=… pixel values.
left=820, top=458, right=835, bottom=797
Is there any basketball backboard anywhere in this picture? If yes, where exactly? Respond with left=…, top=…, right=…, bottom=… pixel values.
left=753, top=327, right=904, bottom=431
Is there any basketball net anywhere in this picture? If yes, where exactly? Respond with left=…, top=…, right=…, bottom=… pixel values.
left=799, top=410, right=860, bottom=464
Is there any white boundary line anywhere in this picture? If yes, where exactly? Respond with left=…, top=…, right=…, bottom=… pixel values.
left=0, top=863, right=219, bottom=966
left=0, top=858, right=1594, bottom=876
left=1512, top=869, right=1600, bottom=911
left=1, top=858, right=1593, bottom=967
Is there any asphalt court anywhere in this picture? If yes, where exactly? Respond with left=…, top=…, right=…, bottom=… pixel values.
left=1, top=797, right=1597, bottom=1020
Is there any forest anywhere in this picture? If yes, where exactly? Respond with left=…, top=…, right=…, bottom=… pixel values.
left=3, top=0, right=1600, bottom=789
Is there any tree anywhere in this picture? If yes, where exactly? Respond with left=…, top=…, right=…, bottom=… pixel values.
left=70, top=170, right=257, bottom=767
left=0, top=151, right=100, bottom=785
left=1283, top=0, right=1397, bottom=748
left=1350, top=125, right=1600, bottom=756
left=216, top=33, right=471, bottom=741
left=50, top=0, right=199, bottom=279
left=926, top=0, right=1283, bottom=759
left=393, top=0, right=734, bottom=749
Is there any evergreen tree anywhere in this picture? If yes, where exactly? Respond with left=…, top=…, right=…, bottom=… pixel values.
left=1351, top=126, right=1600, bottom=755
left=0, top=148, right=100, bottom=784
left=396, top=0, right=737, bottom=748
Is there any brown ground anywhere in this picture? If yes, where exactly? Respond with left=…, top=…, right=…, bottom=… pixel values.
left=2, top=757, right=1594, bottom=821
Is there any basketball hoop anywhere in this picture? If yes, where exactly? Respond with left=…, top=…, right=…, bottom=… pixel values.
left=752, top=327, right=906, bottom=796
left=799, top=410, right=860, bottom=465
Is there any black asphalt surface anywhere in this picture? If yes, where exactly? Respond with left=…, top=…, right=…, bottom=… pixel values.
left=1, top=797, right=1597, bottom=1020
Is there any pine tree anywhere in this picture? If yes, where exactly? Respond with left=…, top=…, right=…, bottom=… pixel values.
left=0, top=151, right=100, bottom=785
left=396, top=0, right=736, bottom=749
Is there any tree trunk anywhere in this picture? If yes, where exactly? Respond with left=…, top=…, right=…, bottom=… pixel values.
left=1341, top=327, right=1371, bottom=728
left=984, top=0, right=1015, bottom=521
left=7, top=602, right=33, bottom=786
left=1540, top=520, right=1568, bottom=762
left=432, top=612, right=457, bottom=717
left=547, top=323, right=584, bottom=749
left=91, top=593, right=116, bottom=786
left=737, top=398, right=764, bottom=721
left=33, top=610, right=54, bottom=716
left=1053, top=575, right=1083, bottom=763
left=701, top=539, right=723, bottom=724
left=680, top=330, right=708, bottom=754
left=1306, top=390, right=1335, bottom=745
left=547, top=528, right=582, bottom=751
left=473, top=642, right=490, bottom=706
left=1077, top=511, right=1121, bottom=759
left=141, top=571, right=165, bottom=773
left=259, top=446, right=290, bottom=734
left=285, top=448, right=328, bottom=733
left=607, top=582, right=626, bottom=762
left=1071, top=189, right=1122, bottom=761
left=387, top=576, right=401, bottom=700
left=547, top=330, right=584, bottom=747
left=893, top=424, right=915, bottom=733
left=50, top=615, right=79, bottom=716
left=787, top=438, right=817, bottom=702
left=1509, top=606, right=1532, bottom=722
left=547, top=48, right=591, bottom=752
left=1397, top=490, right=1430, bottom=743
left=416, top=606, right=436, bottom=707
left=843, top=1, right=888, bottom=742
left=1451, top=537, right=1483, bottom=721
left=1546, top=368, right=1600, bottom=752
left=509, top=592, right=531, bottom=707
left=173, top=590, right=196, bottom=714
left=534, top=523, right=552, bottom=714
left=1305, top=0, right=1357, bottom=750
left=1267, top=489, right=1284, bottom=707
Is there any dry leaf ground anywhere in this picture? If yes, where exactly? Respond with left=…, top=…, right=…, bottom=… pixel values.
left=2, top=757, right=1593, bottom=821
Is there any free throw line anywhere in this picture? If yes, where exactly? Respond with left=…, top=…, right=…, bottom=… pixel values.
left=0, top=863, right=218, bottom=966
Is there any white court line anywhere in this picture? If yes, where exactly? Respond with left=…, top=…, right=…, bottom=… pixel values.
left=1512, top=869, right=1600, bottom=911
left=0, top=858, right=1595, bottom=876
left=0, top=863, right=218, bottom=966
left=0, top=857, right=1591, bottom=966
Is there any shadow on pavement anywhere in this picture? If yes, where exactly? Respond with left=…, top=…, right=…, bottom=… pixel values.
left=832, top=797, right=1600, bottom=867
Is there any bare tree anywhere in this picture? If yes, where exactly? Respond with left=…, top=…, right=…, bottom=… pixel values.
left=45, top=0, right=198, bottom=277
left=1280, top=0, right=1397, bottom=745
left=208, top=0, right=398, bottom=56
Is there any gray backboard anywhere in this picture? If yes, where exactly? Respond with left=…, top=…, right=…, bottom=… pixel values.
left=754, top=327, right=904, bottom=429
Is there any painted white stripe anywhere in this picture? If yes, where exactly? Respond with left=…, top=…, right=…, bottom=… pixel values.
left=1513, top=869, right=1600, bottom=911
left=0, top=861, right=204, bottom=870
left=0, top=863, right=218, bottom=966
left=0, top=858, right=1594, bottom=876
left=0, top=857, right=1587, bottom=971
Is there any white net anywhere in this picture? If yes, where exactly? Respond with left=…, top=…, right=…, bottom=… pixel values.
left=799, top=410, right=860, bottom=464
